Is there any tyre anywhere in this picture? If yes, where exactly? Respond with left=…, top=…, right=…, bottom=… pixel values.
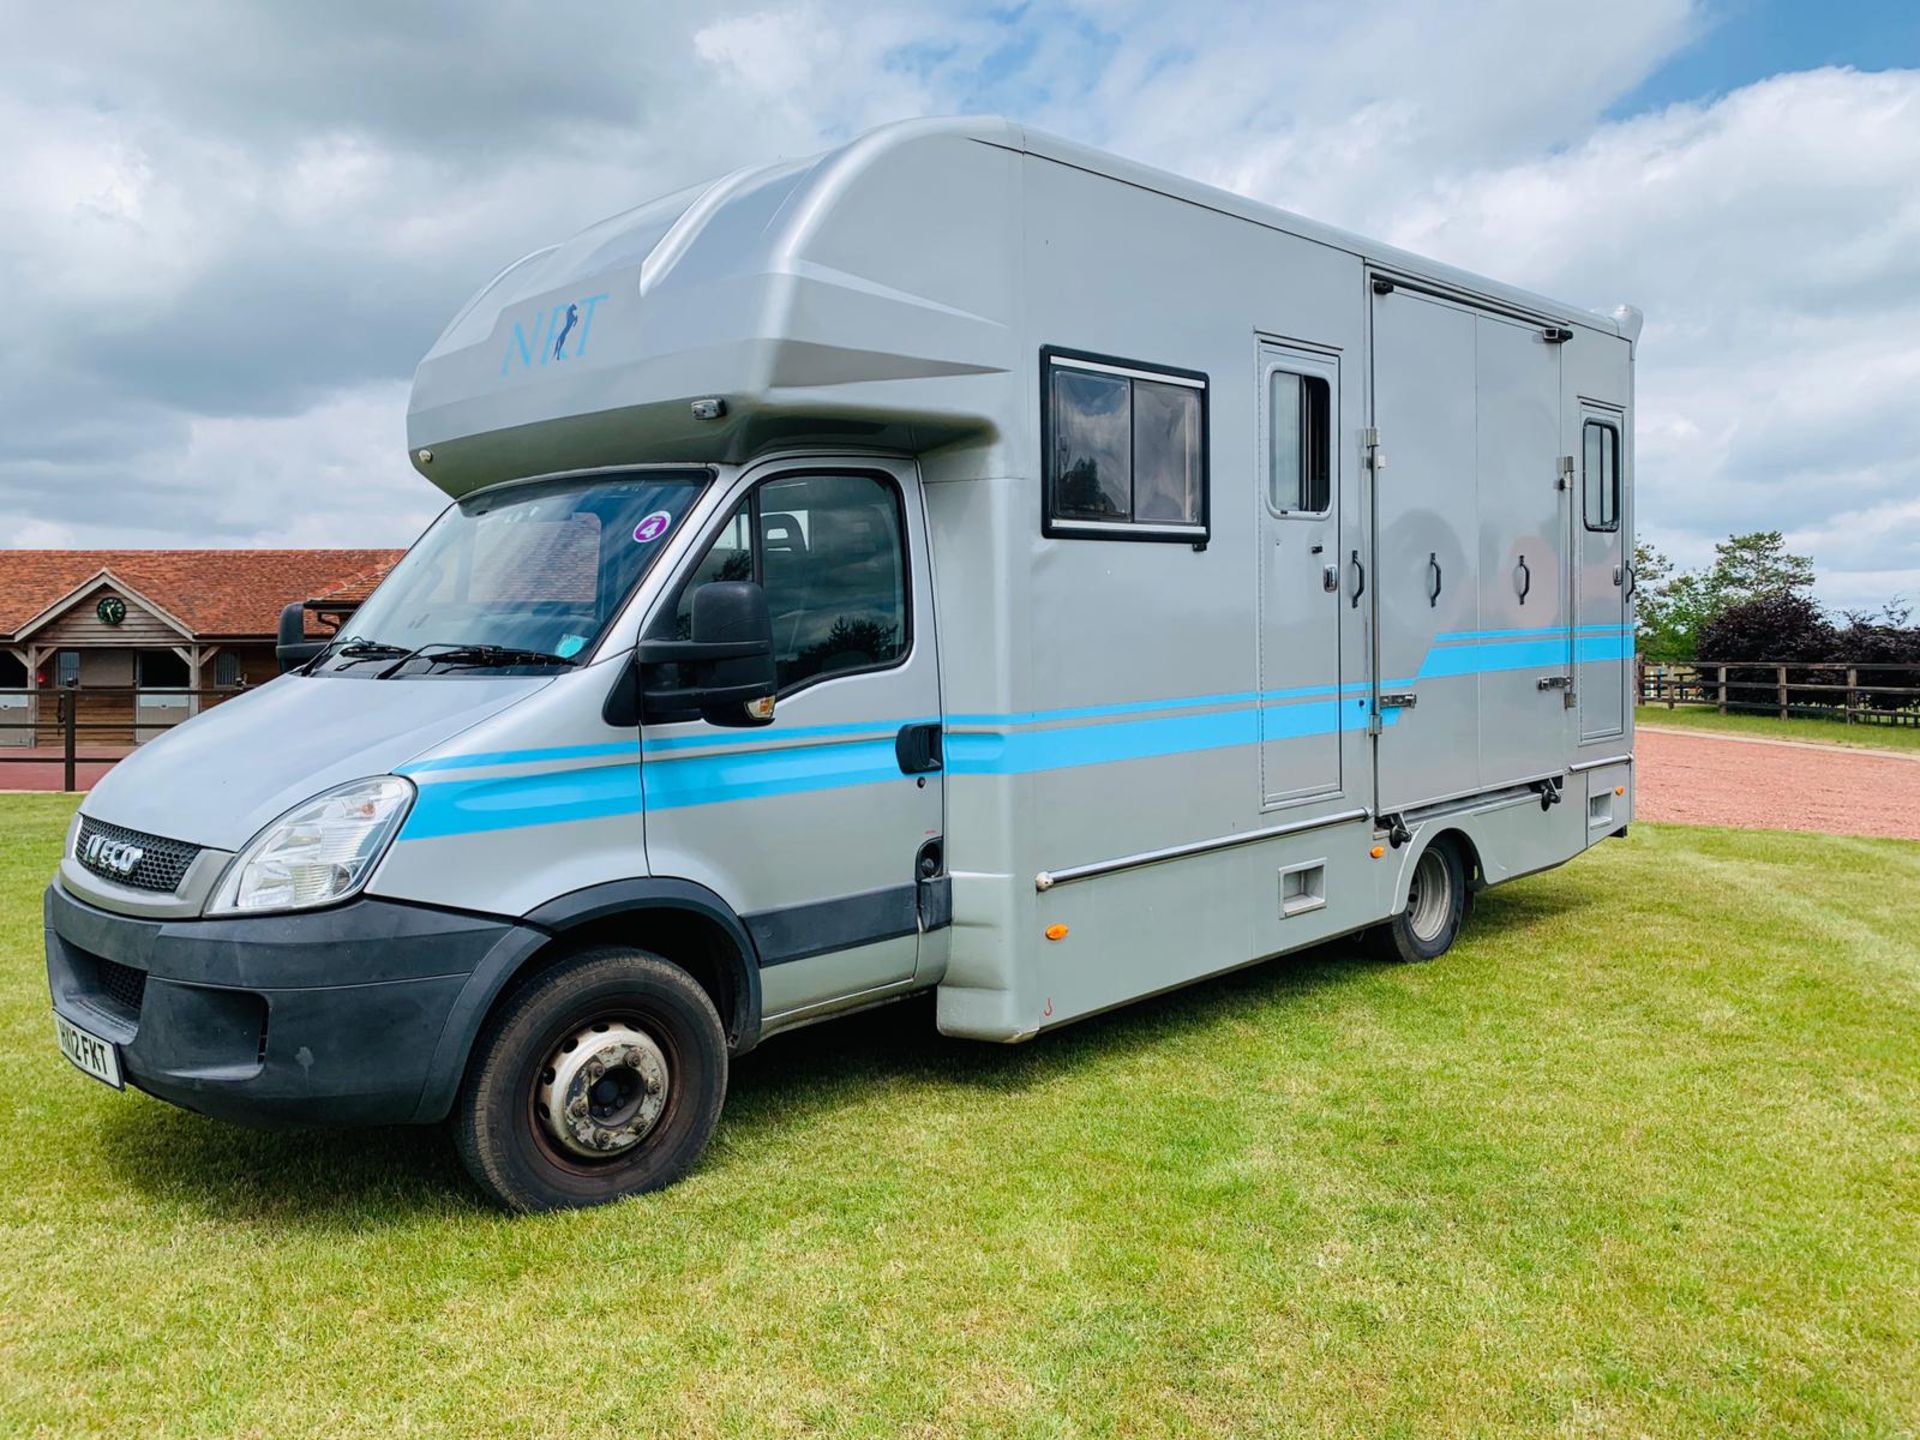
left=453, top=945, right=728, bottom=1213
left=1370, top=838, right=1467, bottom=963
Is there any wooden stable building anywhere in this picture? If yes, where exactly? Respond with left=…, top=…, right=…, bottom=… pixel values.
left=0, top=550, right=402, bottom=748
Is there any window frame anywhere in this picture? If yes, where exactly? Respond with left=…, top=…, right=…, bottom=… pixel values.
left=214, top=651, right=245, bottom=689
left=1260, top=347, right=1338, bottom=520
left=1582, top=418, right=1621, bottom=533
left=654, top=465, right=915, bottom=704
left=1040, top=346, right=1211, bottom=547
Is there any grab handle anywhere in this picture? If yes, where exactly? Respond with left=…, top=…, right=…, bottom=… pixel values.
left=1515, top=555, right=1532, bottom=606
left=1350, top=549, right=1366, bottom=609
left=1427, top=552, right=1442, bottom=608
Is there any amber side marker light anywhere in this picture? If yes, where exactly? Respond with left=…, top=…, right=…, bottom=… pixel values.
left=1044, top=924, right=1070, bottom=941
left=1369, top=845, right=1385, bottom=859
left=1616, top=785, right=1626, bottom=795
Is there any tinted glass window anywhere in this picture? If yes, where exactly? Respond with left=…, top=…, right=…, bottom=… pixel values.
left=1584, top=421, right=1620, bottom=531
left=1045, top=354, right=1208, bottom=539
left=1269, top=370, right=1331, bottom=514
left=1133, top=380, right=1203, bottom=524
left=1050, top=368, right=1131, bottom=521
left=671, top=473, right=908, bottom=694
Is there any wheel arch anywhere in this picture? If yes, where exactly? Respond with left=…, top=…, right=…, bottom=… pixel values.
left=411, top=878, right=764, bottom=1124
left=1390, top=826, right=1480, bottom=911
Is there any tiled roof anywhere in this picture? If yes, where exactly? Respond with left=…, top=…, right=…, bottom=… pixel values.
left=0, top=550, right=405, bottom=640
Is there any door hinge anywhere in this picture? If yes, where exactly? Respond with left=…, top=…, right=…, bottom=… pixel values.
left=1557, top=455, right=1575, bottom=491
left=1364, top=428, right=1384, bottom=471
left=1366, top=712, right=1384, bottom=736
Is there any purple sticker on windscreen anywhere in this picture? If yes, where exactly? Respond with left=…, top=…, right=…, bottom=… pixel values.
left=632, top=511, right=673, bottom=544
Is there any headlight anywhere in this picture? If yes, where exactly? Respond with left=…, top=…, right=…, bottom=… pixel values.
left=208, top=776, right=414, bottom=916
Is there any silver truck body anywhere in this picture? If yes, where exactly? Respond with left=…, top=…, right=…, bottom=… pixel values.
left=49, top=117, right=1634, bottom=1142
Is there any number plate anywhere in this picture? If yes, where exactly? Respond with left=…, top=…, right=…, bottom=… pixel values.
left=54, top=1012, right=123, bottom=1089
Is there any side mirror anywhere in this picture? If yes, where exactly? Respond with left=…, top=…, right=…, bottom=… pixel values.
left=276, top=602, right=327, bottom=673
left=636, top=581, right=777, bottom=728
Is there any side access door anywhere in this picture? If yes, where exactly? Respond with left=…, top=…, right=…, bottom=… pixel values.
left=638, top=461, right=945, bottom=1024
left=1369, top=279, right=1573, bottom=812
left=1256, top=340, right=1347, bottom=806
left=1563, top=324, right=1633, bottom=744
left=1368, top=283, right=1482, bottom=812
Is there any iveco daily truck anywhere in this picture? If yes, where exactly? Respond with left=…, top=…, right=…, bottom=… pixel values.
left=48, top=118, right=1638, bottom=1211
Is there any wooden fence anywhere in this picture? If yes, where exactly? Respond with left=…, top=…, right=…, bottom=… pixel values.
left=1637, top=660, right=1920, bottom=727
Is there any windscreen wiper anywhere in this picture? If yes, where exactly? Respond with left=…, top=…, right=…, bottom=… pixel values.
left=306, top=638, right=411, bottom=674
left=376, top=642, right=580, bottom=678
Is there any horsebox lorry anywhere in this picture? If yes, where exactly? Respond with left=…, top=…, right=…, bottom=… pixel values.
left=48, top=118, right=1637, bottom=1211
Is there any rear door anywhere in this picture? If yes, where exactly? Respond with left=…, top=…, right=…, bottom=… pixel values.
left=639, top=460, right=944, bottom=1022
left=1256, top=341, right=1344, bottom=806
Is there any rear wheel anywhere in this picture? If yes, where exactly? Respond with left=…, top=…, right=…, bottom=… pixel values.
left=1371, top=838, right=1467, bottom=963
left=453, top=946, right=728, bottom=1213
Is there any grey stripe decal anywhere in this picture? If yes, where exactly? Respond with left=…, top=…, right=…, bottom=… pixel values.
left=744, top=883, right=922, bottom=968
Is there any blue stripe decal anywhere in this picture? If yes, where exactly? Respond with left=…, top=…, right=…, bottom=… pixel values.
left=397, top=624, right=1633, bottom=838
left=404, top=760, right=643, bottom=839
left=641, top=717, right=936, bottom=753
left=399, top=740, right=640, bottom=775
left=642, top=737, right=907, bottom=809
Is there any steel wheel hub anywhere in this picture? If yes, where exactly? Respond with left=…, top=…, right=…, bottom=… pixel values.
left=1406, top=850, right=1450, bottom=943
left=537, top=1021, right=670, bottom=1159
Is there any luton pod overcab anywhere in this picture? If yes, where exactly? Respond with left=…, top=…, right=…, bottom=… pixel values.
left=47, top=118, right=1637, bottom=1211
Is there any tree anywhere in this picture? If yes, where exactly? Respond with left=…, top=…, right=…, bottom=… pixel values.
left=1633, top=531, right=1817, bottom=660
left=1696, top=592, right=1833, bottom=662
left=1703, top=531, right=1815, bottom=607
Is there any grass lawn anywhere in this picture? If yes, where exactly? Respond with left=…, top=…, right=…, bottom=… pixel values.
left=3, top=793, right=1918, bottom=1438
left=1637, top=703, right=1920, bottom=754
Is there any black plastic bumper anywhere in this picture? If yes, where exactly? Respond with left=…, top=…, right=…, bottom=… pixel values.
left=45, top=884, right=547, bottom=1128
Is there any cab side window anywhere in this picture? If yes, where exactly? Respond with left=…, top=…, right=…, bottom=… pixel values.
left=670, top=472, right=909, bottom=694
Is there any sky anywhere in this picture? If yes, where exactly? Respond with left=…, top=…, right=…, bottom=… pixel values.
left=2, top=0, right=1917, bottom=615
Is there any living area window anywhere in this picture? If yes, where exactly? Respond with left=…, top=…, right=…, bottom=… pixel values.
left=1043, top=348, right=1208, bottom=544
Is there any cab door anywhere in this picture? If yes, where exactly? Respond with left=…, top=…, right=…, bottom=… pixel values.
left=638, top=461, right=943, bottom=1024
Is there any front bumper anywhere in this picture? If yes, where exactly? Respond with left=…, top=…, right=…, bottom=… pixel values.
left=45, top=883, right=545, bottom=1127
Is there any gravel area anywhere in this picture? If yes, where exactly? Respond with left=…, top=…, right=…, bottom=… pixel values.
left=1636, top=726, right=1920, bottom=840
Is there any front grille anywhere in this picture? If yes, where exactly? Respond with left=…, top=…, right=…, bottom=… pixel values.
left=75, top=816, right=202, bottom=894
left=94, top=957, right=148, bottom=1018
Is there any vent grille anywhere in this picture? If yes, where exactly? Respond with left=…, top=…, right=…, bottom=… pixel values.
left=75, top=816, right=201, bottom=894
left=94, top=957, right=148, bottom=1018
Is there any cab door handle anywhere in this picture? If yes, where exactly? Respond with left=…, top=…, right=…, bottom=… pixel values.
left=895, top=722, right=943, bottom=775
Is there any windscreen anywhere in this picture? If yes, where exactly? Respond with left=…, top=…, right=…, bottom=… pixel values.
left=321, top=471, right=707, bottom=674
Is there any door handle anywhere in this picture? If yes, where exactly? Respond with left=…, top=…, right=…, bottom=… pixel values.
left=1622, top=564, right=1636, bottom=598
left=1323, top=564, right=1339, bottom=593
left=1350, top=550, right=1366, bottom=609
left=1428, top=552, right=1442, bottom=608
left=895, top=722, right=943, bottom=775
left=1515, top=555, right=1532, bottom=606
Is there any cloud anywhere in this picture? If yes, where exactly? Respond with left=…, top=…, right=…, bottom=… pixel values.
left=1, top=1, right=1913, bottom=616
left=1374, top=67, right=1920, bottom=612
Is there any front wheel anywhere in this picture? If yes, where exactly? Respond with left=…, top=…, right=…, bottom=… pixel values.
left=1370, top=839, right=1467, bottom=963
left=453, top=946, right=728, bottom=1213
